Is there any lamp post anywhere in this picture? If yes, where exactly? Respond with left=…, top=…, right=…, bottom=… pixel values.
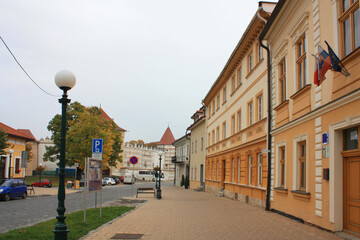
left=8, top=149, right=14, bottom=179
left=157, top=151, right=163, bottom=199
left=53, top=70, right=76, bottom=240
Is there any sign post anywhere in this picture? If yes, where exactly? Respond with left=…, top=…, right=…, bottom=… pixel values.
left=130, top=156, right=138, bottom=197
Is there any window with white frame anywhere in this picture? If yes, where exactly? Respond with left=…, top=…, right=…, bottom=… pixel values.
left=231, top=115, right=236, bottom=135
left=232, top=158, right=235, bottom=182
left=257, top=153, right=262, bottom=186
left=279, top=146, right=286, bottom=188
left=237, top=156, right=241, bottom=183
left=222, top=122, right=226, bottom=140
left=339, top=0, right=360, bottom=57
left=298, top=141, right=306, bottom=191
left=257, top=94, right=263, bottom=121
left=237, top=110, right=242, bottom=132
left=237, top=67, right=242, bottom=86
left=248, top=101, right=253, bottom=126
left=248, top=154, right=252, bottom=185
left=296, top=35, right=307, bottom=90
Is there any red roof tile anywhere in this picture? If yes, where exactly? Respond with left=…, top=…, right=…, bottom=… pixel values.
left=99, top=108, right=126, bottom=132
left=17, top=129, right=37, bottom=141
left=158, top=127, right=175, bottom=145
left=0, top=123, right=36, bottom=141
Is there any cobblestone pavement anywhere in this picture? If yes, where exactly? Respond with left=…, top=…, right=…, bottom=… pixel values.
left=83, top=186, right=343, bottom=240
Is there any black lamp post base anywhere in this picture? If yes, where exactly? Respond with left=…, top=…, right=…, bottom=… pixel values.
left=156, top=189, right=162, bottom=199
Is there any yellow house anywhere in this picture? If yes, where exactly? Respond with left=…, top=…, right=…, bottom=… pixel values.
left=260, top=0, right=360, bottom=236
left=188, top=107, right=206, bottom=190
left=204, top=2, right=276, bottom=207
left=0, top=122, right=36, bottom=179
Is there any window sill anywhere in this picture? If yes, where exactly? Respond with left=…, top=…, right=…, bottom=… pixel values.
left=245, top=58, right=264, bottom=80
left=274, top=187, right=288, bottom=194
left=291, top=190, right=311, bottom=199
left=290, top=84, right=311, bottom=100
left=230, top=84, right=242, bottom=97
left=274, top=100, right=289, bottom=111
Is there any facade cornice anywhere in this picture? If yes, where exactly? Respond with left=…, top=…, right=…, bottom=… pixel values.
left=203, top=14, right=266, bottom=105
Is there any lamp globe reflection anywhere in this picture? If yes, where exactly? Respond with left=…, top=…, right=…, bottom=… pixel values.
left=53, top=70, right=76, bottom=240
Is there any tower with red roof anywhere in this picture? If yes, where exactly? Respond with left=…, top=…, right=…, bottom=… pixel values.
left=157, top=127, right=176, bottom=181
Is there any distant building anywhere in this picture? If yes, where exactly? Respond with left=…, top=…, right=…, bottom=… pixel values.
left=156, top=127, right=176, bottom=181
left=187, top=107, right=206, bottom=190
left=123, top=142, right=162, bottom=180
left=0, top=122, right=37, bottom=178
left=172, top=134, right=190, bottom=187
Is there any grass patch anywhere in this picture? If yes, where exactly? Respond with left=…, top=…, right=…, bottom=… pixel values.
left=25, top=176, right=75, bottom=187
left=0, top=206, right=134, bottom=240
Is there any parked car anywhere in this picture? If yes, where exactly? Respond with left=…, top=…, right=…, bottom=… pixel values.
left=102, top=177, right=116, bottom=185
left=0, top=179, right=27, bottom=201
left=31, top=179, right=52, bottom=188
left=114, top=178, right=121, bottom=184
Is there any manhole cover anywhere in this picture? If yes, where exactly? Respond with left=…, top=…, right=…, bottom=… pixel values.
left=111, top=233, right=143, bottom=239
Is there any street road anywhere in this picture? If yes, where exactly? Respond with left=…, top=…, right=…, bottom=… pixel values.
left=0, top=182, right=162, bottom=233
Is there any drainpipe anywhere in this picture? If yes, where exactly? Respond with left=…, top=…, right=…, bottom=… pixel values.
left=258, top=8, right=272, bottom=212
left=185, top=130, right=191, bottom=188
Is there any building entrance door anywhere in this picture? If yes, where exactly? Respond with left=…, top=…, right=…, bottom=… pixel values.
left=200, top=164, right=204, bottom=186
left=343, top=151, right=360, bottom=236
left=221, top=160, right=226, bottom=188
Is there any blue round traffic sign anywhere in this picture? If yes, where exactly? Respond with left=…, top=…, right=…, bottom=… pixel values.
left=130, top=156, right=138, bottom=165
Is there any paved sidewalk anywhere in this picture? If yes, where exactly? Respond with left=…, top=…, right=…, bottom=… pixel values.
left=27, top=186, right=80, bottom=196
left=83, top=186, right=342, bottom=240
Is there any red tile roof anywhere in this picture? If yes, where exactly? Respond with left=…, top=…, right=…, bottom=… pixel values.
left=158, top=127, right=175, bottom=145
left=99, top=108, right=126, bottom=132
left=0, top=123, right=36, bottom=141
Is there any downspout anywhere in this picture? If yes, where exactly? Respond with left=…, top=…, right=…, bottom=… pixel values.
left=258, top=9, right=272, bottom=212
left=185, top=130, right=191, bottom=188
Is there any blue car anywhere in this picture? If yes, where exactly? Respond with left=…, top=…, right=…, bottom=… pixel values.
left=0, top=179, right=28, bottom=201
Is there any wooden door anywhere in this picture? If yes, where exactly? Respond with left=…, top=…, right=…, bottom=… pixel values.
left=344, top=155, right=360, bottom=236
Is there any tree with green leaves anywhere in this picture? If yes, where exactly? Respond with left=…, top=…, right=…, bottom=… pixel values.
left=44, top=102, right=123, bottom=171
left=0, top=129, right=10, bottom=155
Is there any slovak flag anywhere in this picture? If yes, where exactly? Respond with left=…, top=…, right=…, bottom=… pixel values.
left=314, top=45, right=331, bottom=86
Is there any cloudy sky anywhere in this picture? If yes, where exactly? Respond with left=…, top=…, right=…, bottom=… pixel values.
left=1, top=0, right=263, bottom=143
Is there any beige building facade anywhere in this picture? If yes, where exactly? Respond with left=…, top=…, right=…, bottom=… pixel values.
left=188, top=107, right=206, bottom=190
left=261, top=0, right=360, bottom=236
left=204, top=3, right=276, bottom=207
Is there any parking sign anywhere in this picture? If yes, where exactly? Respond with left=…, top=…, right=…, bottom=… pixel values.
left=93, top=139, right=103, bottom=153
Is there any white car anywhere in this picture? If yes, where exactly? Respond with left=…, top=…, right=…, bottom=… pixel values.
left=102, top=177, right=116, bottom=186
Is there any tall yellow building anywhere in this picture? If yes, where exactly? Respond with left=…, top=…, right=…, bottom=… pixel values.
left=204, top=2, right=276, bottom=207
left=260, top=0, right=360, bottom=236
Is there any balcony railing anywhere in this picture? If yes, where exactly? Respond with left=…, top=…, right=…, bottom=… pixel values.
left=172, top=156, right=188, bottom=163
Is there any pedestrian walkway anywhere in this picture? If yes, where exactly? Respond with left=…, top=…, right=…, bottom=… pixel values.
left=27, top=186, right=80, bottom=196
left=83, top=186, right=342, bottom=240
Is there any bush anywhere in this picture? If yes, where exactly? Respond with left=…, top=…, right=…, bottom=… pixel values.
left=180, top=175, right=185, bottom=187
left=184, top=175, right=189, bottom=189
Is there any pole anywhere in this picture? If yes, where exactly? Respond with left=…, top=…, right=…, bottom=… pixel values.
left=84, top=158, right=88, bottom=224
left=131, top=164, right=134, bottom=197
left=54, top=88, right=70, bottom=239
left=8, top=153, right=12, bottom=179
left=157, top=155, right=162, bottom=199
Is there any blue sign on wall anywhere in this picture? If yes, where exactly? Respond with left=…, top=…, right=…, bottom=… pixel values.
left=322, top=132, right=329, bottom=144
left=92, top=139, right=103, bottom=153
